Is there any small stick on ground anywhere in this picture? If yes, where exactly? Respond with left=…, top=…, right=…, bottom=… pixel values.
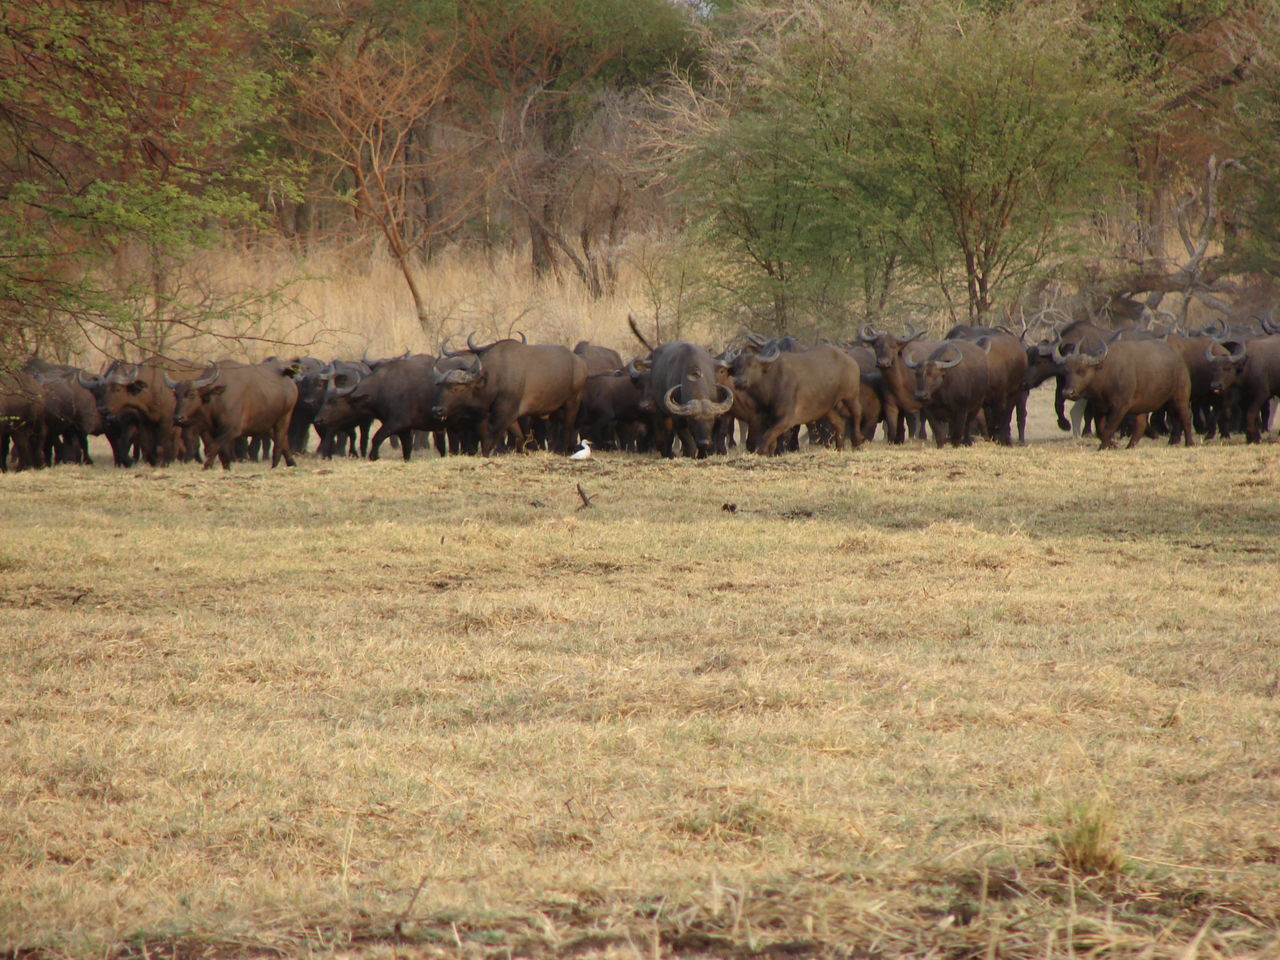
left=576, top=483, right=595, bottom=510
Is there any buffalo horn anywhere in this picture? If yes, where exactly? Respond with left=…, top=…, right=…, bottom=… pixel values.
left=190, top=364, right=220, bottom=389
left=1216, top=340, right=1247, bottom=362
left=757, top=344, right=783, bottom=363
left=932, top=343, right=963, bottom=369
left=76, top=369, right=102, bottom=389
left=1081, top=337, right=1108, bottom=362
left=709, top=382, right=734, bottom=415
left=858, top=323, right=883, bottom=343
left=1050, top=340, right=1068, bottom=365
left=1259, top=310, right=1280, bottom=335
left=663, top=382, right=733, bottom=418
left=108, top=362, right=139, bottom=384
left=438, top=340, right=471, bottom=359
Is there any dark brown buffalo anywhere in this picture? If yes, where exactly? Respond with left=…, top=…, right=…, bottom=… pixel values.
left=27, top=362, right=99, bottom=465
left=1236, top=334, right=1280, bottom=443
left=1024, top=321, right=1159, bottom=436
left=1054, top=337, right=1193, bottom=449
left=432, top=335, right=587, bottom=456
left=842, top=344, right=885, bottom=442
left=906, top=340, right=990, bottom=447
left=731, top=343, right=863, bottom=455
left=573, top=341, right=625, bottom=375
left=628, top=319, right=733, bottom=458
left=283, top=356, right=327, bottom=453
left=78, top=357, right=207, bottom=466
left=945, top=325, right=1027, bottom=444
left=718, top=335, right=806, bottom=452
left=300, top=360, right=374, bottom=457
left=858, top=323, right=937, bottom=442
left=318, top=354, right=450, bottom=460
left=578, top=369, right=650, bottom=451
left=0, top=370, right=45, bottom=471
left=170, top=360, right=299, bottom=469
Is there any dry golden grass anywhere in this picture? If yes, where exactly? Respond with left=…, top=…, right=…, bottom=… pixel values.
left=78, top=241, right=699, bottom=369
left=3, top=397, right=1280, bottom=960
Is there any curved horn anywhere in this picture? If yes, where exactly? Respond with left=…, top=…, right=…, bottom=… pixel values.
left=858, top=323, right=883, bottom=343
left=1260, top=312, right=1280, bottom=335
left=332, top=375, right=360, bottom=397
left=438, top=340, right=471, bottom=359
left=932, top=343, right=964, bottom=369
left=903, top=350, right=922, bottom=369
left=708, top=382, right=734, bottom=416
left=663, top=383, right=691, bottom=415
left=1050, top=340, right=1068, bottom=365
left=107, top=362, right=139, bottom=384
left=466, top=331, right=488, bottom=353
left=76, top=369, right=102, bottom=389
left=1217, top=340, right=1248, bottom=363
left=757, top=344, right=783, bottom=363
left=1082, top=337, right=1109, bottom=362
left=1201, top=317, right=1227, bottom=339
left=746, top=332, right=768, bottom=347
left=190, top=364, right=220, bottom=389
left=902, top=324, right=926, bottom=343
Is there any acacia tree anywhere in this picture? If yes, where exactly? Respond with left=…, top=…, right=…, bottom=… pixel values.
left=663, top=1, right=1134, bottom=329
left=0, top=0, right=289, bottom=362
left=281, top=18, right=480, bottom=332
left=854, top=2, right=1134, bottom=319
left=451, top=0, right=701, bottom=294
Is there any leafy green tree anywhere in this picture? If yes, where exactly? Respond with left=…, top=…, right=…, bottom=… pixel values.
left=0, top=0, right=291, bottom=362
left=667, top=1, right=1135, bottom=328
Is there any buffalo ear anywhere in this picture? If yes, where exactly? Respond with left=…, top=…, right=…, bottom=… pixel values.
left=126, top=380, right=148, bottom=395
left=202, top=385, right=227, bottom=398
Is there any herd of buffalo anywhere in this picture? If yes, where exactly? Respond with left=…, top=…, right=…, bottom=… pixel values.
left=2, top=312, right=1279, bottom=472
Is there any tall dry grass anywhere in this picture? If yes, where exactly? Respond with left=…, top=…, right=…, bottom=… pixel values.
left=77, top=239, right=705, bottom=370
left=3, top=432, right=1280, bottom=959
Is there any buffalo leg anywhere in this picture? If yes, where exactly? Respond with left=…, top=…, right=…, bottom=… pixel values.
left=1125, top=412, right=1149, bottom=449
left=1095, top=406, right=1127, bottom=450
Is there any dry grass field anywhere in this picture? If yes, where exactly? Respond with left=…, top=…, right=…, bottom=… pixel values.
left=3, top=391, right=1280, bottom=960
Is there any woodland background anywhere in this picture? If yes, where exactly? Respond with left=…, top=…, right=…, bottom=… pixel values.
left=4, top=0, right=1280, bottom=363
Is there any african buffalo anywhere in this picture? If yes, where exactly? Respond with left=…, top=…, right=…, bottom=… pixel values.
left=318, top=354, right=451, bottom=460
left=858, top=323, right=937, bottom=442
left=432, top=335, right=587, bottom=456
left=27, top=361, right=99, bottom=465
left=1054, top=337, right=1193, bottom=449
left=906, top=340, right=991, bottom=447
left=946, top=325, right=1027, bottom=444
left=78, top=358, right=209, bottom=466
left=573, top=341, right=625, bottom=375
left=301, top=360, right=374, bottom=457
left=169, top=360, right=299, bottom=469
left=0, top=370, right=45, bottom=471
left=731, top=343, right=863, bottom=455
left=628, top=319, right=733, bottom=458
left=1236, top=334, right=1280, bottom=443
